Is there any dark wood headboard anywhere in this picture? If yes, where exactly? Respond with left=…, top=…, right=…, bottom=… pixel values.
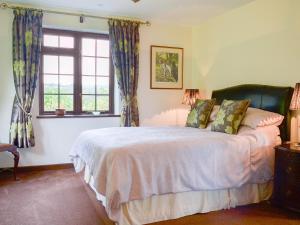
left=211, top=84, right=293, bottom=141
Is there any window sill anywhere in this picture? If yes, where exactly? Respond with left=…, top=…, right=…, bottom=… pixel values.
left=36, top=114, right=120, bottom=119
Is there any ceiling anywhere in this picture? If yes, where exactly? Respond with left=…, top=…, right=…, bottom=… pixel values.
left=4, top=0, right=254, bottom=26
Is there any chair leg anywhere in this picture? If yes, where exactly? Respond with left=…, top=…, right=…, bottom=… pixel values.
left=10, top=150, right=19, bottom=181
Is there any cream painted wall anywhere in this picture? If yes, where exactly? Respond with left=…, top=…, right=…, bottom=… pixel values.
left=192, top=0, right=300, bottom=95
left=139, top=24, right=192, bottom=126
left=0, top=10, right=192, bottom=168
left=192, top=0, right=300, bottom=141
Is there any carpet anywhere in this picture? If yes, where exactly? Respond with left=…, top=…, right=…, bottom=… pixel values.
left=0, top=169, right=299, bottom=225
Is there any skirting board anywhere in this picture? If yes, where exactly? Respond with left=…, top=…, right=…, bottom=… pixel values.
left=0, top=163, right=74, bottom=173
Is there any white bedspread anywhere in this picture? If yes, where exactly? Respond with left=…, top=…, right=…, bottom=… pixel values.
left=69, top=126, right=279, bottom=220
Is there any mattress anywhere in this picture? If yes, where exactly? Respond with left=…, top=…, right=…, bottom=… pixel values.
left=70, top=125, right=280, bottom=223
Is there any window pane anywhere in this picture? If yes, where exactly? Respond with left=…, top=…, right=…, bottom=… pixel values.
left=44, top=35, right=58, bottom=47
left=44, top=55, right=58, bottom=74
left=60, top=75, right=73, bottom=94
left=82, top=57, right=95, bottom=75
left=59, top=56, right=74, bottom=74
left=82, top=38, right=95, bottom=56
left=82, top=76, right=95, bottom=94
left=44, top=75, right=58, bottom=94
left=97, top=95, right=109, bottom=111
left=82, top=95, right=95, bottom=111
left=97, top=40, right=109, bottom=57
left=96, top=58, right=109, bottom=75
left=59, top=36, right=74, bottom=48
left=44, top=95, right=58, bottom=111
left=60, top=95, right=73, bottom=111
left=96, top=76, right=109, bottom=94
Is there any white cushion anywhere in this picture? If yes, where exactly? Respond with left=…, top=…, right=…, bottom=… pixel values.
left=210, top=106, right=284, bottom=129
left=209, top=105, right=220, bottom=122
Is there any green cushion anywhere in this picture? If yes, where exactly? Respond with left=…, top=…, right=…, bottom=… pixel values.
left=186, top=99, right=216, bottom=128
left=211, top=99, right=250, bottom=134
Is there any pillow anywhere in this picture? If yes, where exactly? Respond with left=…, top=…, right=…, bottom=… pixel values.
left=241, top=107, right=284, bottom=129
left=186, top=99, right=216, bottom=128
left=209, top=105, right=220, bottom=121
left=211, top=99, right=250, bottom=134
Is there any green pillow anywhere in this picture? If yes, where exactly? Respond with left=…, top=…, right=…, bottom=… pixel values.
left=211, top=99, right=250, bottom=134
left=186, top=99, right=216, bottom=128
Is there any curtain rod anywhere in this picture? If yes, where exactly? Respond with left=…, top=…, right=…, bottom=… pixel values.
left=0, top=2, right=151, bottom=26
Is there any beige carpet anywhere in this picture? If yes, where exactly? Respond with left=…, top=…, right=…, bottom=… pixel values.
left=0, top=168, right=299, bottom=225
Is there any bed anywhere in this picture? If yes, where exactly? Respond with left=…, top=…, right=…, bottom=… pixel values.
left=70, top=84, right=293, bottom=225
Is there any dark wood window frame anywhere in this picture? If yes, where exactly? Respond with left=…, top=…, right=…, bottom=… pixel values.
left=39, top=28, right=114, bottom=116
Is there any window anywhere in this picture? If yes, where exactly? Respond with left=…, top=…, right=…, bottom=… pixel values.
left=39, top=28, right=114, bottom=115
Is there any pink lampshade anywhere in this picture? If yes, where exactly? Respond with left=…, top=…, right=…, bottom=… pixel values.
left=182, top=89, right=200, bottom=106
left=290, top=83, right=300, bottom=110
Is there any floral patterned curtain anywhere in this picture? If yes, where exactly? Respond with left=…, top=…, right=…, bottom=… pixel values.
left=108, top=19, right=140, bottom=127
left=10, top=8, right=43, bottom=148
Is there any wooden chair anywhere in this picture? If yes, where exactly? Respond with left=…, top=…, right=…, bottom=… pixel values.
left=0, top=144, right=19, bottom=180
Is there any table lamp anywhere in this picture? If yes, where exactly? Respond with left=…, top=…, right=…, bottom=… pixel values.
left=182, top=89, right=200, bottom=108
left=290, top=83, right=300, bottom=146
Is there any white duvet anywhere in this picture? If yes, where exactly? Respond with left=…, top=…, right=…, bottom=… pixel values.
left=70, top=126, right=279, bottom=220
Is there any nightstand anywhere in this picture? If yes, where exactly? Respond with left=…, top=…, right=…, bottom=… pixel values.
left=272, top=143, right=300, bottom=212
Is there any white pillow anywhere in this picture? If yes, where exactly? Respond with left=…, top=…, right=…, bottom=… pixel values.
left=241, top=107, right=284, bottom=129
left=209, top=105, right=284, bottom=129
left=209, top=105, right=220, bottom=121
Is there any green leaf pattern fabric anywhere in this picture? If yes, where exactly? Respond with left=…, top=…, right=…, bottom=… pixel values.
left=108, top=19, right=140, bottom=127
left=211, top=99, right=250, bottom=134
left=186, top=99, right=216, bottom=128
left=9, top=8, right=43, bottom=148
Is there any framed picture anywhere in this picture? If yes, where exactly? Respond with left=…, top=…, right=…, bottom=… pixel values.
left=150, top=45, right=183, bottom=89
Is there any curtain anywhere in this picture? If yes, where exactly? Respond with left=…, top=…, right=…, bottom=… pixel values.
left=108, top=19, right=140, bottom=127
left=9, top=8, right=43, bottom=148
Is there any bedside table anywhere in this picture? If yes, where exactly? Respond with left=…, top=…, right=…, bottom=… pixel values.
left=272, top=143, right=300, bottom=212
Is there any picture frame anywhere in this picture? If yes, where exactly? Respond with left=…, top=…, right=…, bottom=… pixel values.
left=150, top=45, right=183, bottom=89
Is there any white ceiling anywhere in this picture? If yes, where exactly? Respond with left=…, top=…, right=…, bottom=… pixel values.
left=4, top=0, right=254, bottom=26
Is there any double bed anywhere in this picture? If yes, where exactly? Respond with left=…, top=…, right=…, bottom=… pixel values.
left=70, top=84, right=293, bottom=225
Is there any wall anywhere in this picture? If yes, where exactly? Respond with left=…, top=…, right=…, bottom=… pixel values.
left=192, top=0, right=300, bottom=141
left=139, top=23, right=192, bottom=126
left=192, top=0, right=300, bottom=95
left=0, top=10, right=192, bottom=168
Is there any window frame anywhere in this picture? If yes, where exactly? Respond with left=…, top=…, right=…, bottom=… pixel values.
left=39, top=28, right=114, bottom=115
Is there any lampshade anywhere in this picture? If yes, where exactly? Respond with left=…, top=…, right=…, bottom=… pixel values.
left=290, top=83, right=300, bottom=110
left=182, top=89, right=200, bottom=106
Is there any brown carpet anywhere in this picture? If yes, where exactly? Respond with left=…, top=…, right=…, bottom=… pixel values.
left=0, top=168, right=299, bottom=225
